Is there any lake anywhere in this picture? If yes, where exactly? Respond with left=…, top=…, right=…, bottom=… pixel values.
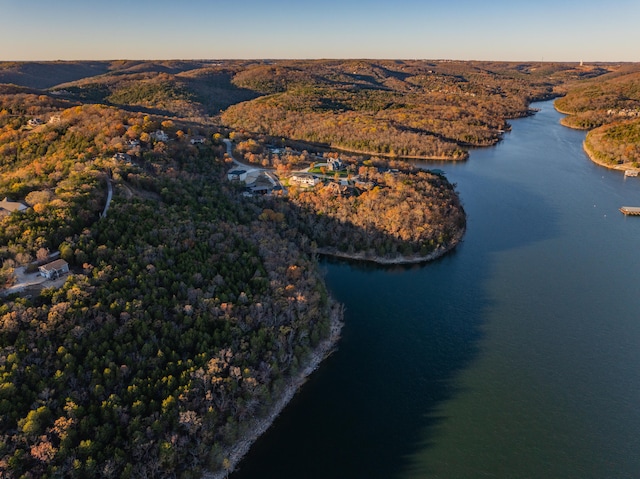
left=231, top=100, right=640, bottom=478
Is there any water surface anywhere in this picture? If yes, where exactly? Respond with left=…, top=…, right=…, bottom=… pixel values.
left=232, top=101, right=640, bottom=479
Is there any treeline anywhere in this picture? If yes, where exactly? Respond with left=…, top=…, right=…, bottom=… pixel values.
left=0, top=92, right=337, bottom=478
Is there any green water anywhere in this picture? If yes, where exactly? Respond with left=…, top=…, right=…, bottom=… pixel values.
left=232, top=101, right=640, bottom=478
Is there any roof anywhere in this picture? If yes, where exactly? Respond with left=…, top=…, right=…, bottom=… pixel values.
left=39, top=259, right=68, bottom=272
left=0, top=197, right=28, bottom=213
left=229, top=170, right=247, bottom=175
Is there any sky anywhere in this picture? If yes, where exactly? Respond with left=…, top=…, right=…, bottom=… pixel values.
left=1, top=0, right=638, bottom=62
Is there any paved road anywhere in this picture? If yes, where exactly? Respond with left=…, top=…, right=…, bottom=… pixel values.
left=101, top=175, right=113, bottom=218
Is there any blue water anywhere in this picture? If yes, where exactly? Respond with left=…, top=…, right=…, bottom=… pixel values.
left=232, top=101, right=640, bottom=478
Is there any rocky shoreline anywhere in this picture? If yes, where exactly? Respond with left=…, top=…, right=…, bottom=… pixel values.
left=203, top=304, right=344, bottom=479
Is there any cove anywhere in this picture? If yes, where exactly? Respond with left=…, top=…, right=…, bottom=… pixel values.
left=231, top=100, right=640, bottom=478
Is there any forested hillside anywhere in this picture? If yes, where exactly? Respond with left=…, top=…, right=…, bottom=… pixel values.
left=0, top=92, right=338, bottom=478
left=222, top=60, right=605, bottom=159
left=555, top=65, right=640, bottom=168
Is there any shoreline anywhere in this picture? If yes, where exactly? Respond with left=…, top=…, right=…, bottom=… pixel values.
left=582, top=140, right=631, bottom=172
left=203, top=304, right=344, bottom=479
left=315, top=227, right=465, bottom=265
left=201, top=227, right=464, bottom=478
left=554, top=104, right=635, bottom=172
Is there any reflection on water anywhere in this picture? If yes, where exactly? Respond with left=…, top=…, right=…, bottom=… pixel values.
left=232, top=101, right=640, bottom=479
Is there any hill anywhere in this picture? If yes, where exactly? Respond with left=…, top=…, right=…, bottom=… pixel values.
left=555, top=64, right=640, bottom=168
left=221, top=60, right=605, bottom=160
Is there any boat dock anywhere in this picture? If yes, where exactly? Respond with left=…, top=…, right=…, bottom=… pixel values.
left=620, top=206, right=640, bottom=215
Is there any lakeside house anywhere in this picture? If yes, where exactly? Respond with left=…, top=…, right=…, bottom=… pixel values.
left=39, top=259, right=69, bottom=280
left=0, top=197, right=28, bottom=215
left=289, top=174, right=320, bottom=187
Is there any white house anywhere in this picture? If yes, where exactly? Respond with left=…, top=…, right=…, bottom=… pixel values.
left=190, top=136, right=206, bottom=145
left=39, top=259, right=69, bottom=279
left=289, top=174, right=320, bottom=187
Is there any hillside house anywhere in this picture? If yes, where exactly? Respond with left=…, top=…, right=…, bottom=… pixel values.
left=39, top=259, right=69, bottom=279
left=324, top=182, right=350, bottom=196
left=327, top=158, right=345, bottom=171
left=0, top=197, right=28, bottom=215
left=289, top=174, right=320, bottom=187
left=151, top=130, right=169, bottom=142
left=190, top=136, right=206, bottom=145
left=28, top=118, right=44, bottom=127
left=113, top=152, right=132, bottom=162
left=228, top=169, right=248, bottom=182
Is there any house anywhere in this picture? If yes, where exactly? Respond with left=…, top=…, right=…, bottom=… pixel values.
left=125, top=139, right=140, bottom=148
left=327, top=158, right=345, bottom=171
left=28, top=118, right=44, bottom=127
left=289, top=174, right=320, bottom=187
left=355, top=180, right=375, bottom=190
left=227, top=169, right=248, bottom=182
left=151, top=130, right=169, bottom=142
left=113, top=152, right=132, bottom=162
left=190, top=135, right=206, bottom=145
left=0, top=197, right=28, bottom=215
left=39, top=259, right=69, bottom=279
left=324, top=182, right=351, bottom=196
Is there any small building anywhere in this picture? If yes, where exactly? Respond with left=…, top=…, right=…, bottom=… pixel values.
left=190, top=135, right=206, bottom=145
left=228, top=169, right=248, bottom=182
left=151, top=130, right=169, bottom=142
left=0, top=197, right=28, bottom=215
left=28, top=118, right=44, bottom=127
left=327, top=158, right=345, bottom=171
left=125, top=139, right=140, bottom=148
left=39, top=259, right=69, bottom=279
left=113, top=152, right=132, bottom=162
left=289, top=174, right=320, bottom=187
